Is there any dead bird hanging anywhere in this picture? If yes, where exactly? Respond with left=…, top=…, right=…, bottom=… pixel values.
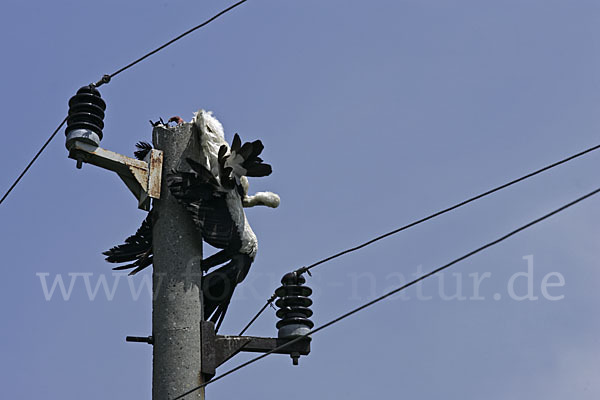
left=104, top=110, right=280, bottom=331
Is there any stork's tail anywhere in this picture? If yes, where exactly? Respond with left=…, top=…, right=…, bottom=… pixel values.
left=103, top=212, right=154, bottom=275
left=218, top=133, right=272, bottom=190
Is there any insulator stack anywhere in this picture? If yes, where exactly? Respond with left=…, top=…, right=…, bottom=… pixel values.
left=275, top=272, right=314, bottom=339
left=65, top=85, right=106, bottom=151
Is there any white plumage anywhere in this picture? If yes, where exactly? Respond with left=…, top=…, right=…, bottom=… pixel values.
left=193, top=110, right=227, bottom=178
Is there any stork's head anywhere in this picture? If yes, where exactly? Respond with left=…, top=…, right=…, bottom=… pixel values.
left=192, top=109, right=225, bottom=141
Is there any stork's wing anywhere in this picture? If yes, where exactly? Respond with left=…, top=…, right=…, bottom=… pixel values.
left=134, top=141, right=152, bottom=160
left=103, top=212, right=154, bottom=275
left=167, top=160, right=241, bottom=250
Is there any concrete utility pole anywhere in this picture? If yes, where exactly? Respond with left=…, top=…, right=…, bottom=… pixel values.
left=152, top=124, right=205, bottom=400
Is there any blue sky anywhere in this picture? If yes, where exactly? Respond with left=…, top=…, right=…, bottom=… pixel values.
left=1, top=0, right=600, bottom=399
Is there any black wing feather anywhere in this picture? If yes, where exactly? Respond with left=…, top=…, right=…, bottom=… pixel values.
left=134, top=141, right=152, bottom=160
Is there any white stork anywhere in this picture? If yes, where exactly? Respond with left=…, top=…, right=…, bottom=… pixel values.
left=104, top=110, right=279, bottom=330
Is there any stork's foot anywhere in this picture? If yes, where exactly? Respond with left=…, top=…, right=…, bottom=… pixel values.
left=243, top=191, right=280, bottom=208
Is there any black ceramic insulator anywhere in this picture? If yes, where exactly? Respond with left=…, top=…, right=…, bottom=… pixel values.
left=275, top=272, right=314, bottom=330
left=66, top=85, right=106, bottom=139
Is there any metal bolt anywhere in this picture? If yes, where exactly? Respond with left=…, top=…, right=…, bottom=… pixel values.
left=291, top=352, right=300, bottom=366
left=126, top=335, right=154, bottom=345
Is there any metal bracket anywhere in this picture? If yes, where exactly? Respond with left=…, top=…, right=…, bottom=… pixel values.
left=68, top=140, right=163, bottom=211
left=200, top=321, right=311, bottom=381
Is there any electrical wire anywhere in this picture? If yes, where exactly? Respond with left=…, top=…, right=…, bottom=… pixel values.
left=0, top=117, right=68, bottom=206
left=175, top=184, right=600, bottom=400
left=238, top=142, right=600, bottom=334
left=0, top=0, right=249, bottom=207
left=238, top=293, right=277, bottom=336
left=95, top=0, right=249, bottom=87
left=297, top=143, right=600, bottom=275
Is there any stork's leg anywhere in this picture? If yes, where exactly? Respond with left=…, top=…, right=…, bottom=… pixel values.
left=202, top=249, right=234, bottom=271
left=214, top=301, right=231, bottom=333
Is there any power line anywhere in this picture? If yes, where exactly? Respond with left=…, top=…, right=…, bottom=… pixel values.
left=95, top=0, right=249, bottom=87
left=297, top=142, right=600, bottom=275
left=177, top=184, right=600, bottom=399
left=0, top=117, right=68, bottom=206
left=238, top=142, right=600, bottom=334
left=238, top=293, right=276, bottom=336
left=0, top=0, right=250, bottom=207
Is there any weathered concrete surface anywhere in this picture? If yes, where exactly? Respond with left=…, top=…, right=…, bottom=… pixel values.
left=152, top=123, right=204, bottom=400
